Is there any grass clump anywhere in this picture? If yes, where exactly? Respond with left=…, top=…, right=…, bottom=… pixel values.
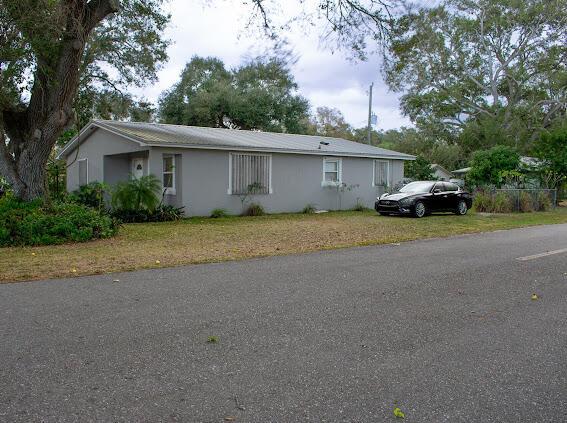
left=536, top=192, right=552, bottom=211
left=302, top=204, right=316, bottom=214
left=351, top=199, right=368, bottom=212
left=210, top=208, right=228, bottom=218
left=519, top=191, right=534, bottom=212
left=242, top=203, right=265, bottom=216
left=492, top=192, right=513, bottom=213
left=473, top=191, right=494, bottom=212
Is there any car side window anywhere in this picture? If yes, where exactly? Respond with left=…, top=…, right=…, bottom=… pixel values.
left=433, top=183, right=445, bottom=193
left=445, top=183, right=458, bottom=192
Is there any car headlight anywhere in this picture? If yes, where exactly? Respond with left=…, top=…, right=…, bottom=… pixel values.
left=399, top=198, right=412, bottom=206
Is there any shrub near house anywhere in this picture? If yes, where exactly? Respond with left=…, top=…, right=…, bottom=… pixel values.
left=0, top=195, right=118, bottom=247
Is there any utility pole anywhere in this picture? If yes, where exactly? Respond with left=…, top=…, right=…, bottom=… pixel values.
left=367, top=82, right=373, bottom=144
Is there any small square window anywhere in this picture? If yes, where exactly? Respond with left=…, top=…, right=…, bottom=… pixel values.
left=323, top=158, right=341, bottom=185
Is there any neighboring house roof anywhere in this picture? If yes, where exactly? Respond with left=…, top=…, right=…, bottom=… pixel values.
left=520, top=156, right=542, bottom=167
left=452, top=167, right=471, bottom=175
left=430, top=163, right=453, bottom=178
left=56, top=120, right=416, bottom=161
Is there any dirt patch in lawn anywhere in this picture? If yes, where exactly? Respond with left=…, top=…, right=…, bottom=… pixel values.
left=3, top=209, right=567, bottom=283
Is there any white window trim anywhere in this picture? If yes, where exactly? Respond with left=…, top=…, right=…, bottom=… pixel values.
left=227, top=152, right=273, bottom=195
left=78, top=158, right=89, bottom=185
left=322, top=157, right=342, bottom=187
left=373, top=159, right=390, bottom=187
left=162, top=154, right=176, bottom=195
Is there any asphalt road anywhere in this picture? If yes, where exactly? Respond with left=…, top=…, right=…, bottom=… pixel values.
left=1, top=224, right=567, bottom=422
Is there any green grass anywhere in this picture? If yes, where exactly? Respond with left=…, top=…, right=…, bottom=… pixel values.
left=2, top=208, right=567, bottom=283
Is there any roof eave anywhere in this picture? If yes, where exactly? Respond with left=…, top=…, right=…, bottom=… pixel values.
left=55, top=120, right=149, bottom=160
left=141, top=141, right=415, bottom=160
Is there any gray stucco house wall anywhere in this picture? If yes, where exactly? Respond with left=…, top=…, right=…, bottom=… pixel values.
left=59, top=120, right=413, bottom=216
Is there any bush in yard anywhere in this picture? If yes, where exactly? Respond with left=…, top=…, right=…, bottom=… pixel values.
left=243, top=203, right=265, bottom=216
left=210, top=208, right=228, bottom=218
left=472, top=191, right=494, bottom=212
left=0, top=195, right=118, bottom=247
left=69, top=182, right=109, bottom=211
left=112, top=204, right=184, bottom=223
left=302, top=204, right=316, bottom=214
left=109, top=175, right=183, bottom=223
left=492, top=192, right=513, bottom=213
left=111, top=175, right=161, bottom=213
left=519, top=191, right=534, bottom=212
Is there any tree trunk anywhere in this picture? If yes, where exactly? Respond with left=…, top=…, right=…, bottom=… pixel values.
left=0, top=0, right=120, bottom=201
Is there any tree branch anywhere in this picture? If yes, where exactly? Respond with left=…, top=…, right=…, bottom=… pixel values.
left=85, top=0, right=120, bottom=32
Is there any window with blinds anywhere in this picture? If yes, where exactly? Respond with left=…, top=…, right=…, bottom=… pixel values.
left=230, top=153, right=271, bottom=195
left=374, top=160, right=389, bottom=187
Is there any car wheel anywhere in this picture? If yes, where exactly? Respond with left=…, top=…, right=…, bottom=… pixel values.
left=455, top=200, right=468, bottom=215
left=413, top=201, right=426, bottom=218
left=379, top=212, right=390, bottom=216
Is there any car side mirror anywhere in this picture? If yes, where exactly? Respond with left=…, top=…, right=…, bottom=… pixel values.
left=433, top=189, right=442, bottom=194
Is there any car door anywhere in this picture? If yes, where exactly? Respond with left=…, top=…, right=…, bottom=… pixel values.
left=430, top=182, right=446, bottom=211
left=443, top=182, right=460, bottom=210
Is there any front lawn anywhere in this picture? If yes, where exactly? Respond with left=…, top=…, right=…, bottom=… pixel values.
left=3, top=208, right=567, bottom=282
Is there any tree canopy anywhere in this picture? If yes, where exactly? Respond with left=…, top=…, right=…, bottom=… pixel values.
left=158, top=56, right=310, bottom=133
left=384, top=0, right=567, bottom=153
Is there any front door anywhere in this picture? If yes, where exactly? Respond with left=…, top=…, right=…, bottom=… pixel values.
left=132, top=158, right=144, bottom=179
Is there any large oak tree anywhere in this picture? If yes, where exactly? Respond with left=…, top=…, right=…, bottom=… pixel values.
left=0, top=0, right=169, bottom=200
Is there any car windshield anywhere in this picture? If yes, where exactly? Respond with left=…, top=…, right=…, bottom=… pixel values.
left=399, top=182, right=435, bottom=193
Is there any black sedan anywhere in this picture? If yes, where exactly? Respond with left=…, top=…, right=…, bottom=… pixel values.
left=375, top=181, right=473, bottom=218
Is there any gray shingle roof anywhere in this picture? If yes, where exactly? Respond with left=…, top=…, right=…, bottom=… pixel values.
left=60, top=120, right=415, bottom=160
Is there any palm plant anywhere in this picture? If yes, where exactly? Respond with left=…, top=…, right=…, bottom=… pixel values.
left=111, top=175, right=161, bottom=212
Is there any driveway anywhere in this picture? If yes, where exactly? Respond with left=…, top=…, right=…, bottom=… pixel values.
left=1, top=224, right=567, bottom=422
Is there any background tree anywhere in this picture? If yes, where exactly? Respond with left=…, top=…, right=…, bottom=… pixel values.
left=158, top=56, right=310, bottom=133
left=467, top=145, right=520, bottom=188
left=379, top=127, right=464, bottom=171
left=404, top=156, right=435, bottom=180
left=0, top=0, right=169, bottom=201
left=352, top=127, right=380, bottom=145
left=384, top=0, right=567, bottom=154
left=308, top=107, right=354, bottom=139
left=532, top=123, right=567, bottom=190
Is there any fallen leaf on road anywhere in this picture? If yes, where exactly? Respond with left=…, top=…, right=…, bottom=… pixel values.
left=394, top=407, right=405, bottom=419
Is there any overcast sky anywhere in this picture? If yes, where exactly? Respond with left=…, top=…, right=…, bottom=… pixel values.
left=135, top=1, right=412, bottom=131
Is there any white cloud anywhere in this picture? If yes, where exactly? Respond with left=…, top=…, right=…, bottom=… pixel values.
left=135, top=0, right=412, bottom=131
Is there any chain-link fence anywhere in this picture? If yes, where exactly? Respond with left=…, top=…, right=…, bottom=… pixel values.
left=493, top=189, right=557, bottom=212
